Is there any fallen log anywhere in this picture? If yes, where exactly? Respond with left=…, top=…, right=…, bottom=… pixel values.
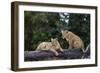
left=24, top=48, right=90, bottom=61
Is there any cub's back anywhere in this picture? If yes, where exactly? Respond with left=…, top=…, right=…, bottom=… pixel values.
left=36, top=42, right=52, bottom=50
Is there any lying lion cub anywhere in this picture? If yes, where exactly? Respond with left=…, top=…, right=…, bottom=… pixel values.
left=61, top=30, right=85, bottom=53
left=36, top=38, right=63, bottom=56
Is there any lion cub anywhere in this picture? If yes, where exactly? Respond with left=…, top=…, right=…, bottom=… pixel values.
left=61, top=30, right=85, bottom=53
left=36, top=38, right=63, bottom=56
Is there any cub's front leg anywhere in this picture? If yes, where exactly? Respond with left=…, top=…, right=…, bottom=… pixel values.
left=50, top=49, right=59, bottom=56
left=68, top=40, right=73, bottom=49
left=59, top=47, right=63, bottom=52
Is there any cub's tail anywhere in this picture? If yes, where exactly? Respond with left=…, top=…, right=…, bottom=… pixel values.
left=82, top=44, right=90, bottom=53
left=84, top=44, right=90, bottom=53
left=36, top=45, right=41, bottom=51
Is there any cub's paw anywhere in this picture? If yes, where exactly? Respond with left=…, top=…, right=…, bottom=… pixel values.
left=55, top=52, right=59, bottom=56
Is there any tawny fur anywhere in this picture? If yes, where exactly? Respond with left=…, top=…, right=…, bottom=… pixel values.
left=61, top=30, right=85, bottom=53
left=36, top=38, right=63, bottom=56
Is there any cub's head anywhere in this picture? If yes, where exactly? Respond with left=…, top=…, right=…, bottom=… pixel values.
left=61, top=30, right=69, bottom=39
left=51, top=38, right=59, bottom=45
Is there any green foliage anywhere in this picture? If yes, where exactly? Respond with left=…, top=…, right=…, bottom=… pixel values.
left=24, top=11, right=90, bottom=51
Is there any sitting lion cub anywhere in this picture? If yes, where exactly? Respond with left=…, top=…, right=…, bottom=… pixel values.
left=61, top=30, right=85, bottom=53
left=36, top=38, right=63, bottom=56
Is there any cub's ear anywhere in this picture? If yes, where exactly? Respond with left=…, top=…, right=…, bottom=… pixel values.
left=51, top=38, right=53, bottom=41
left=55, top=38, right=58, bottom=40
left=65, top=30, right=69, bottom=33
left=61, top=29, right=64, bottom=33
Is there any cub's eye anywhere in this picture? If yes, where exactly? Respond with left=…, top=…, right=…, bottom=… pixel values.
left=66, top=31, right=68, bottom=33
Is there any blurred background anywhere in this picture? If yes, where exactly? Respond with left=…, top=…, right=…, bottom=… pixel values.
left=24, top=11, right=90, bottom=51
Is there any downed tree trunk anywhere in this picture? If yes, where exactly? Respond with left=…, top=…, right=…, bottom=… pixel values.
left=24, top=48, right=90, bottom=61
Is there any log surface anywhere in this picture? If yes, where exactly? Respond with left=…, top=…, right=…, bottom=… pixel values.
left=24, top=48, right=90, bottom=61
